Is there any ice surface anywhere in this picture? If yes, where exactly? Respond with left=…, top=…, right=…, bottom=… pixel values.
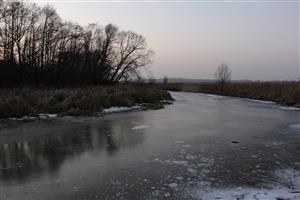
left=194, top=187, right=300, bottom=200
left=188, top=169, right=300, bottom=200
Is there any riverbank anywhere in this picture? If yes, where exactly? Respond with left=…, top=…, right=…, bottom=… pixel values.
left=0, top=85, right=173, bottom=119
left=160, top=81, right=300, bottom=108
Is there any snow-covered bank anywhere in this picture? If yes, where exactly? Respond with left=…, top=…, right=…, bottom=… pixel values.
left=131, top=125, right=150, bottom=130
left=245, top=98, right=276, bottom=104
left=8, top=113, right=58, bottom=121
left=169, top=92, right=186, bottom=102
left=280, top=106, right=300, bottom=111
left=39, top=113, right=58, bottom=119
left=101, top=106, right=141, bottom=114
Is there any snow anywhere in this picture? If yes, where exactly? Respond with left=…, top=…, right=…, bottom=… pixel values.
left=39, top=113, right=58, bottom=119
left=9, top=116, right=37, bottom=121
left=203, top=93, right=225, bottom=99
left=289, top=124, right=300, bottom=130
left=169, top=92, right=185, bottom=102
left=280, top=106, right=300, bottom=111
left=102, top=106, right=141, bottom=113
left=172, top=160, right=188, bottom=165
left=168, top=183, right=178, bottom=188
left=245, top=99, right=276, bottom=104
left=187, top=168, right=197, bottom=174
left=131, top=125, right=150, bottom=130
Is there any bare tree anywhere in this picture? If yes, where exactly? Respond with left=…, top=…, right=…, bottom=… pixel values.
left=0, top=0, right=153, bottom=86
left=163, top=76, right=168, bottom=85
left=215, top=63, right=231, bottom=84
left=109, top=30, right=153, bottom=84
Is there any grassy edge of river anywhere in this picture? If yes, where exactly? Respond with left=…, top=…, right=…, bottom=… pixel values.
left=0, top=85, right=173, bottom=119
left=160, top=81, right=300, bottom=108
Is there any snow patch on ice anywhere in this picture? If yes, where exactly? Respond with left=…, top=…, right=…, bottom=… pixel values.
left=289, top=124, right=300, bottom=130
left=131, top=125, right=150, bottom=130
left=9, top=116, right=38, bottom=121
left=245, top=98, right=276, bottom=104
left=168, top=183, right=178, bottom=188
left=187, top=168, right=197, bottom=174
left=102, top=106, right=141, bottom=113
left=202, top=93, right=225, bottom=99
left=39, top=113, right=58, bottom=119
left=172, top=160, right=188, bottom=165
left=169, top=92, right=185, bottom=102
left=280, top=106, right=300, bottom=111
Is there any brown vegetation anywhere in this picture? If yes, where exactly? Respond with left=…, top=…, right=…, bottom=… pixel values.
left=160, top=81, right=300, bottom=107
left=0, top=85, right=173, bottom=118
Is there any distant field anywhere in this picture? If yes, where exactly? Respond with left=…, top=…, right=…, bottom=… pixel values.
left=160, top=81, right=300, bottom=107
left=0, top=85, right=172, bottom=119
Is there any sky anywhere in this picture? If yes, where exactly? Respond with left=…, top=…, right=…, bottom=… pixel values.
left=32, top=0, right=299, bottom=80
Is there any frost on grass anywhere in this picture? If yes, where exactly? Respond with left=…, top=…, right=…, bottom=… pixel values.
left=102, top=106, right=141, bottom=114
left=131, top=125, right=151, bottom=130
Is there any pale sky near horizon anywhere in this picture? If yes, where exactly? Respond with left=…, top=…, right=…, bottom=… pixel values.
left=31, top=0, right=299, bottom=80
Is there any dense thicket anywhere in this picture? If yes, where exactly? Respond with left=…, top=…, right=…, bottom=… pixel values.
left=0, top=0, right=153, bottom=86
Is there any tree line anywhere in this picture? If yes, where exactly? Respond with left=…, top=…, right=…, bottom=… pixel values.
left=0, top=0, right=153, bottom=86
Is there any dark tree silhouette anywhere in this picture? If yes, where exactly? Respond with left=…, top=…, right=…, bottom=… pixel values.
left=0, top=0, right=153, bottom=86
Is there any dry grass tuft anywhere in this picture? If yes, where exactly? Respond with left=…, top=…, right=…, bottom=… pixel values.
left=0, top=85, right=173, bottom=118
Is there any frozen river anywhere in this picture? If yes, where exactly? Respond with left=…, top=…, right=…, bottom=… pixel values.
left=0, top=92, right=299, bottom=200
